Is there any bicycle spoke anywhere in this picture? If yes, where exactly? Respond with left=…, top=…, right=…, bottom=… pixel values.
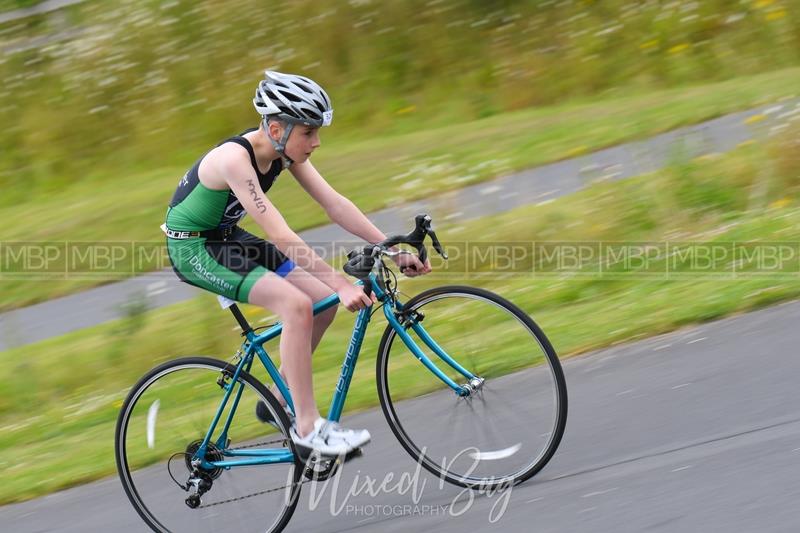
left=378, top=286, right=567, bottom=488
left=116, top=358, right=300, bottom=533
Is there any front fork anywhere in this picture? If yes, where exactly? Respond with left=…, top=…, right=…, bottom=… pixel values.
left=371, top=274, right=481, bottom=397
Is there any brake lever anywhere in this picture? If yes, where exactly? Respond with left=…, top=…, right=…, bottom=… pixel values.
left=387, top=213, right=449, bottom=273
left=427, top=228, right=448, bottom=260
left=419, top=215, right=448, bottom=261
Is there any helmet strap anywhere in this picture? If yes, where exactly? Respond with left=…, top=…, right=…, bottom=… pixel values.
left=263, top=117, right=295, bottom=170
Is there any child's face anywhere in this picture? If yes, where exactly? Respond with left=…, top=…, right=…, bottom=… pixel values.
left=285, top=125, right=321, bottom=163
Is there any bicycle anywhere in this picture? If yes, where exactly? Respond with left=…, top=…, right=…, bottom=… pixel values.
left=115, top=214, right=568, bottom=533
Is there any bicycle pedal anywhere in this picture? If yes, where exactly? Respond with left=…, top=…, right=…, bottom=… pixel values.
left=344, top=447, right=363, bottom=462
left=293, top=445, right=364, bottom=464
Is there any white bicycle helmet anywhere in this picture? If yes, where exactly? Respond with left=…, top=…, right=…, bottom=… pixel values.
left=253, top=71, right=333, bottom=168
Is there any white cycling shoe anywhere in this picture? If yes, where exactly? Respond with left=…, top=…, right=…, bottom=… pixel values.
left=290, top=417, right=371, bottom=457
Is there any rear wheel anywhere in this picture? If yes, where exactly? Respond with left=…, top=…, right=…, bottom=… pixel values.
left=376, top=286, right=567, bottom=489
left=115, top=356, right=301, bottom=533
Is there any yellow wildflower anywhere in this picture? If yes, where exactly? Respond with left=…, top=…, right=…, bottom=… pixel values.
left=668, top=43, right=690, bottom=54
left=766, top=10, right=786, bottom=21
left=769, top=198, right=791, bottom=209
left=744, top=114, right=766, bottom=125
left=565, top=146, right=588, bottom=158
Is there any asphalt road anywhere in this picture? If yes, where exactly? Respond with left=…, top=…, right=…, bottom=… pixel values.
left=2, top=100, right=798, bottom=351
left=0, top=0, right=85, bottom=24
left=3, top=298, right=800, bottom=532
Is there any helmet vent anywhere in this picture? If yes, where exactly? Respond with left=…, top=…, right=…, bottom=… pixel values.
left=279, top=106, right=300, bottom=119
left=282, top=90, right=302, bottom=103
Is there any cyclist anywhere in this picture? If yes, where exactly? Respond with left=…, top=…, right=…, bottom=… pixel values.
left=164, top=70, right=431, bottom=457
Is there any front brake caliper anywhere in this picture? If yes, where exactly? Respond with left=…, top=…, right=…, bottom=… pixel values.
left=216, top=370, right=232, bottom=390
left=396, top=309, right=425, bottom=329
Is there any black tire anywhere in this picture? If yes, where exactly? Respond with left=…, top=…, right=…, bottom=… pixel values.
left=115, top=356, right=301, bottom=533
left=376, top=286, right=568, bottom=489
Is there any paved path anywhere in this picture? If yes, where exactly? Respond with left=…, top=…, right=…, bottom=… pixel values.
left=1, top=100, right=798, bottom=350
left=0, top=0, right=84, bottom=24
left=4, top=298, right=800, bottom=531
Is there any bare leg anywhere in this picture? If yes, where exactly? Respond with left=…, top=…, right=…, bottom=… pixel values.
left=268, top=268, right=338, bottom=408
left=247, top=273, right=321, bottom=437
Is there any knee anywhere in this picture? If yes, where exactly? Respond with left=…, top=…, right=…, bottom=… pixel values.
left=283, top=294, right=313, bottom=325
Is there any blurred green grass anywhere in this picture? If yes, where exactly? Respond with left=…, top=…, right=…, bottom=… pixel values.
left=2, top=125, right=800, bottom=503
left=1, top=0, right=799, bottom=192
left=2, top=67, right=800, bottom=311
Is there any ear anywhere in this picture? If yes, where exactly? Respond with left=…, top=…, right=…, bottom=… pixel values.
left=267, top=120, right=283, bottom=140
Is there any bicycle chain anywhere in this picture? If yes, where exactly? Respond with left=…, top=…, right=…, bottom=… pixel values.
left=197, top=479, right=310, bottom=509
left=229, top=437, right=287, bottom=449
left=196, top=437, right=309, bottom=509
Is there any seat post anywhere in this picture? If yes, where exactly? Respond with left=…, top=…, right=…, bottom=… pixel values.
left=228, top=303, right=253, bottom=334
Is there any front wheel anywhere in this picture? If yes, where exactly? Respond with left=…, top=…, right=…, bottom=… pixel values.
left=376, top=286, right=567, bottom=489
left=115, top=356, right=301, bottom=533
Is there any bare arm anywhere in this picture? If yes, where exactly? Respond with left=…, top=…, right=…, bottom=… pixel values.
left=291, top=159, right=430, bottom=275
left=290, top=160, right=387, bottom=244
left=215, top=146, right=353, bottom=292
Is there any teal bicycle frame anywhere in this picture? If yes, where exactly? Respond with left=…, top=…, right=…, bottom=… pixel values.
left=195, top=273, right=477, bottom=471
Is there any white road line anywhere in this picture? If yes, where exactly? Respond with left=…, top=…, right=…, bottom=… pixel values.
left=671, top=383, right=691, bottom=390
left=582, top=488, right=618, bottom=498
left=578, top=507, right=598, bottom=514
left=671, top=465, right=693, bottom=472
left=616, top=389, right=635, bottom=396
left=480, top=185, right=503, bottom=195
left=535, top=189, right=560, bottom=199
left=687, top=337, right=707, bottom=344
left=526, top=497, right=544, bottom=503
left=653, top=344, right=672, bottom=351
left=792, top=447, right=800, bottom=452
left=146, top=281, right=168, bottom=296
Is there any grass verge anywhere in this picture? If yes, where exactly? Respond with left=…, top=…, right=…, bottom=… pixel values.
left=2, top=66, right=800, bottom=311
